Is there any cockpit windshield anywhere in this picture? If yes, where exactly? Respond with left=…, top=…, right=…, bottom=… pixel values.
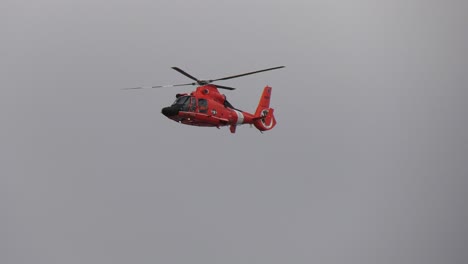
left=171, top=96, right=195, bottom=112
left=172, top=96, right=189, bottom=106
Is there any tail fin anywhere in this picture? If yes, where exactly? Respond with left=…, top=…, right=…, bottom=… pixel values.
left=254, top=86, right=277, bottom=131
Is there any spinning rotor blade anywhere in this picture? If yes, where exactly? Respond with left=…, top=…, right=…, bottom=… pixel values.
left=122, top=82, right=195, bottom=90
left=123, top=66, right=284, bottom=91
left=209, top=66, right=285, bottom=82
left=171, top=67, right=201, bottom=83
left=214, top=84, right=236, bottom=90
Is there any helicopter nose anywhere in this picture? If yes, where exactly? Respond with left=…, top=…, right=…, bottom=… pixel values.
left=161, top=106, right=179, bottom=117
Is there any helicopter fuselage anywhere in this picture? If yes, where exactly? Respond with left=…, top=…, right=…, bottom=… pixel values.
left=162, top=85, right=254, bottom=127
left=161, top=85, right=274, bottom=133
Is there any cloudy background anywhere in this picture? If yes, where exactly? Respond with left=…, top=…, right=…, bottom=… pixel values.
left=2, top=1, right=467, bottom=263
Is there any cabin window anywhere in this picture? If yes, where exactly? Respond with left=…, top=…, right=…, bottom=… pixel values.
left=198, top=99, right=208, bottom=113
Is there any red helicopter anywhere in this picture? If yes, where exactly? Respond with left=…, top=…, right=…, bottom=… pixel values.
left=124, top=66, right=284, bottom=133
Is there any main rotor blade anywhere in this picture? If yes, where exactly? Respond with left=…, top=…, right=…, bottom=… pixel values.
left=214, top=84, right=236, bottom=90
left=209, top=66, right=285, bottom=82
left=152, top=83, right=196, bottom=88
left=123, top=65, right=284, bottom=90
left=122, top=82, right=195, bottom=90
left=171, top=67, right=201, bottom=82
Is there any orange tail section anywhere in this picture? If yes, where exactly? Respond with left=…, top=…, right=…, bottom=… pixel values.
left=254, top=86, right=277, bottom=131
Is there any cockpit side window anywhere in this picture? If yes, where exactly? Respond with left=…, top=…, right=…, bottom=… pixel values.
left=189, top=97, right=197, bottom=112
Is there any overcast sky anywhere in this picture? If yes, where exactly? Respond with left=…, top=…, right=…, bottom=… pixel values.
left=2, top=1, right=468, bottom=264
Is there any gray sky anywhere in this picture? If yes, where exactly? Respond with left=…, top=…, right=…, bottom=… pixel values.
left=2, top=1, right=468, bottom=264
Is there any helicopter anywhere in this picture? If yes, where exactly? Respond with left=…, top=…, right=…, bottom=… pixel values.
left=124, top=66, right=285, bottom=133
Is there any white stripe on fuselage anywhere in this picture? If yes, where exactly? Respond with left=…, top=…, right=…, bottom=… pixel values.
left=233, top=109, right=244, bottom=125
